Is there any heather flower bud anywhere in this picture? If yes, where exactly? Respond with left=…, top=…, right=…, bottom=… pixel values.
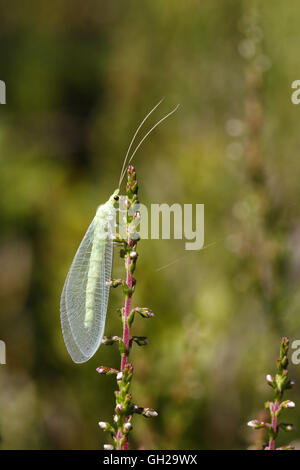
left=115, top=403, right=123, bottom=413
left=108, top=279, right=124, bottom=288
left=286, top=379, right=295, bottom=390
left=281, top=400, right=296, bottom=409
left=266, top=374, right=273, bottom=385
left=98, top=422, right=115, bottom=434
left=142, top=408, right=158, bottom=418
left=132, top=336, right=148, bottom=346
left=275, top=373, right=288, bottom=392
left=96, top=366, right=119, bottom=375
left=277, top=445, right=295, bottom=450
left=98, top=421, right=107, bottom=430
left=103, top=444, right=114, bottom=450
left=132, top=405, right=141, bottom=413
left=134, top=307, right=154, bottom=318
left=280, top=423, right=295, bottom=432
left=116, top=372, right=123, bottom=381
left=123, top=422, right=132, bottom=433
left=247, top=420, right=267, bottom=429
left=101, top=336, right=120, bottom=345
left=124, top=363, right=134, bottom=374
left=281, top=337, right=289, bottom=352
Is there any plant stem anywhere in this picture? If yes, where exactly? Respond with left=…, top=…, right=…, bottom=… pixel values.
left=98, top=166, right=157, bottom=451
left=121, top=238, right=134, bottom=371
left=116, top=239, right=134, bottom=450
left=247, top=337, right=295, bottom=450
left=268, top=401, right=280, bottom=450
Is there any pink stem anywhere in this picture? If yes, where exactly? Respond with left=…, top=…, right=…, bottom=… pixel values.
left=116, top=238, right=134, bottom=450
left=121, top=240, right=133, bottom=370
left=268, top=401, right=280, bottom=450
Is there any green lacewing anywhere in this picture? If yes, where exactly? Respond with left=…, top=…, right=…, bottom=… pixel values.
left=60, top=100, right=179, bottom=363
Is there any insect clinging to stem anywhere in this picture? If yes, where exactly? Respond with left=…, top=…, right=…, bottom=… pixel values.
left=60, top=100, right=179, bottom=363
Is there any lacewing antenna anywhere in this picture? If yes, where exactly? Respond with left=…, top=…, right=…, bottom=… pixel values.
left=119, top=102, right=180, bottom=187
left=119, top=99, right=164, bottom=188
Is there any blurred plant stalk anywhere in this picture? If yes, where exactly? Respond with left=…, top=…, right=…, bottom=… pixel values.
left=97, top=166, right=157, bottom=450
left=237, top=3, right=291, bottom=330
left=248, top=337, right=295, bottom=450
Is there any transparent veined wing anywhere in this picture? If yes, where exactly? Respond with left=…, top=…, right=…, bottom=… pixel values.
left=60, top=216, right=113, bottom=363
left=60, top=270, right=89, bottom=363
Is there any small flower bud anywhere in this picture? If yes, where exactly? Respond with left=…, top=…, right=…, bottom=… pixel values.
left=98, top=421, right=108, bottom=430
left=101, top=336, right=120, bottom=345
left=266, top=374, right=273, bottom=385
left=134, top=211, right=141, bottom=221
left=281, top=400, right=296, bottom=409
left=280, top=423, right=295, bottom=432
left=288, top=380, right=296, bottom=389
left=113, top=414, right=118, bottom=423
left=108, top=279, right=123, bottom=288
left=277, top=445, right=295, bottom=450
left=98, top=421, right=115, bottom=434
left=142, top=408, right=158, bottom=418
left=247, top=420, right=267, bottom=429
left=130, top=251, right=138, bottom=260
left=115, top=403, right=123, bottom=413
left=134, top=307, right=154, bottom=318
left=96, top=366, right=119, bottom=376
left=247, top=420, right=256, bottom=428
left=116, top=372, right=123, bottom=381
left=286, top=425, right=295, bottom=432
left=103, top=444, right=114, bottom=450
left=275, top=373, right=288, bottom=392
left=124, top=422, right=132, bottom=432
left=132, top=336, right=148, bottom=346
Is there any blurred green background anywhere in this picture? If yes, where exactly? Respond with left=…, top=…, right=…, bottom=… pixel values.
left=1, top=0, right=300, bottom=450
